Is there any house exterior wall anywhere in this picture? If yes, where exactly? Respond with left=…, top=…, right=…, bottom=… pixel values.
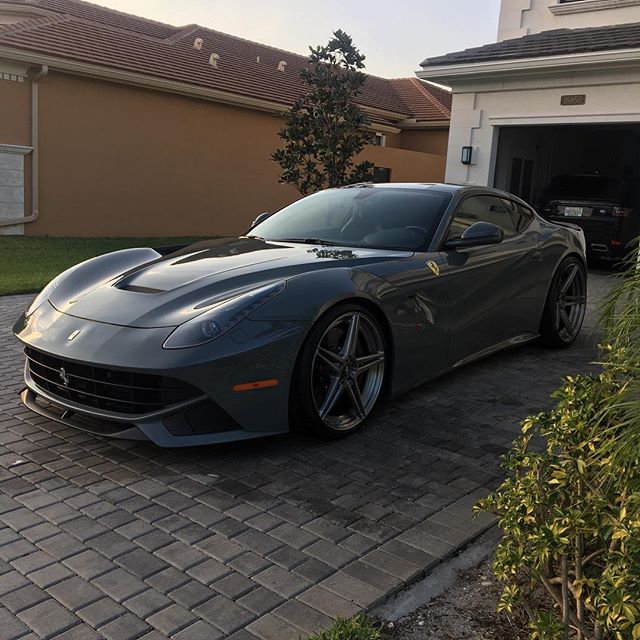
left=442, top=63, right=640, bottom=187
left=360, top=145, right=446, bottom=183
left=0, top=74, right=29, bottom=144
left=0, top=73, right=30, bottom=235
left=399, top=129, right=450, bottom=156
left=498, top=0, right=640, bottom=41
left=1, top=70, right=447, bottom=238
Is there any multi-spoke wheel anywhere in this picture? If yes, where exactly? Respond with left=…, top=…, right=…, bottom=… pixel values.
left=540, top=256, right=587, bottom=348
left=293, top=305, right=386, bottom=437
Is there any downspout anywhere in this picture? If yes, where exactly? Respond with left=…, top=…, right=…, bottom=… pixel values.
left=0, top=64, right=48, bottom=228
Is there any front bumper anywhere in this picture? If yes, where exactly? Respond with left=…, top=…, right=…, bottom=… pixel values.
left=15, top=302, right=308, bottom=447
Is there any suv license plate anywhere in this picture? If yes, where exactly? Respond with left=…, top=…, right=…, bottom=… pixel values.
left=564, top=207, right=584, bottom=217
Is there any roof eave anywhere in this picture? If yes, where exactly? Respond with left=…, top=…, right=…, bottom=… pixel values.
left=418, top=47, right=640, bottom=85
left=0, top=44, right=409, bottom=126
left=398, top=119, right=450, bottom=129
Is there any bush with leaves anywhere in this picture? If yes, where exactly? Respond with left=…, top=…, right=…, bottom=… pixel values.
left=477, top=250, right=640, bottom=640
left=272, top=30, right=374, bottom=195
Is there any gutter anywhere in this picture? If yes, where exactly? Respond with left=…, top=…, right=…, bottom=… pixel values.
left=0, top=63, right=48, bottom=228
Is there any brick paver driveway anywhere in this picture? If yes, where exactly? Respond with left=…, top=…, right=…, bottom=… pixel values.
left=0, top=272, right=613, bottom=640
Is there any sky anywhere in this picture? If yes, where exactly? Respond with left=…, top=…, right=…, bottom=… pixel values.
left=92, top=0, right=502, bottom=77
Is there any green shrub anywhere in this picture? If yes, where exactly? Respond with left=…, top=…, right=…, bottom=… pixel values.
left=478, top=251, right=640, bottom=640
left=307, top=615, right=383, bottom=640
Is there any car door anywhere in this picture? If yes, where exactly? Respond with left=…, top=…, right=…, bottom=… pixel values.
left=437, top=194, right=544, bottom=367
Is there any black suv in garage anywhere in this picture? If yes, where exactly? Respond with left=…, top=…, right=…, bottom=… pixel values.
left=541, top=174, right=639, bottom=260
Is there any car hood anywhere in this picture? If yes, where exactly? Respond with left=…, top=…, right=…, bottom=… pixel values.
left=50, top=237, right=412, bottom=328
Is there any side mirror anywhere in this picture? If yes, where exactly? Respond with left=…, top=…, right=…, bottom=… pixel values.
left=251, top=212, right=271, bottom=228
left=444, top=222, right=504, bottom=250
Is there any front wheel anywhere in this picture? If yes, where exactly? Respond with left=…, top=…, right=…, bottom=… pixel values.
left=539, top=256, right=587, bottom=348
left=292, top=304, right=386, bottom=438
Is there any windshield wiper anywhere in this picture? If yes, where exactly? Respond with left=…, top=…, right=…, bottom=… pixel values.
left=276, top=238, right=342, bottom=247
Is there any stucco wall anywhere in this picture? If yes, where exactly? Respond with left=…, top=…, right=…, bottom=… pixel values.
left=7, top=72, right=447, bottom=238
left=360, top=146, right=446, bottom=183
left=0, top=77, right=31, bottom=235
left=498, top=0, right=640, bottom=41
left=30, top=72, right=299, bottom=237
left=443, top=64, right=640, bottom=187
left=398, top=129, right=450, bottom=156
left=0, top=77, right=29, bottom=144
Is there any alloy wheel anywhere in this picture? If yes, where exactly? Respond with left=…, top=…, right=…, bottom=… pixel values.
left=311, top=311, right=385, bottom=432
left=554, top=262, right=587, bottom=342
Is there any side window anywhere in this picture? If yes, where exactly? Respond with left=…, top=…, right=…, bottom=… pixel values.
left=516, top=203, right=535, bottom=232
left=446, top=195, right=519, bottom=241
left=502, top=199, right=535, bottom=233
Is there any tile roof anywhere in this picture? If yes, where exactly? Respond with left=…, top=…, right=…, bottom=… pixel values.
left=388, top=78, right=451, bottom=121
left=0, top=0, right=451, bottom=124
left=421, top=21, right=640, bottom=67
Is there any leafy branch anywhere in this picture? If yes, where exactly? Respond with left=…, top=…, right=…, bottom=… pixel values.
left=272, top=29, right=375, bottom=195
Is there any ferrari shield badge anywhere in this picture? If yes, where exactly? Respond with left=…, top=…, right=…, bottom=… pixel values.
left=427, top=260, right=440, bottom=277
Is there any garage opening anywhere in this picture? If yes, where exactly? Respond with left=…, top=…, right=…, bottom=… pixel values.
left=494, top=123, right=640, bottom=211
left=493, top=123, right=640, bottom=258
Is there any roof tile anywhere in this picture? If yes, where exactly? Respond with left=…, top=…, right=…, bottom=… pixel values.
left=0, top=0, right=449, bottom=123
left=421, top=21, right=640, bottom=67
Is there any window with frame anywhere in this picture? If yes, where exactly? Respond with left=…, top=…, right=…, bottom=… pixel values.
left=373, top=133, right=387, bottom=147
left=515, top=202, right=535, bottom=233
left=446, top=195, right=521, bottom=242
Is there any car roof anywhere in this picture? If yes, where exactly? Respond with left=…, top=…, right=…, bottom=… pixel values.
left=345, top=183, right=526, bottom=200
left=340, top=182, right=459, bottom=193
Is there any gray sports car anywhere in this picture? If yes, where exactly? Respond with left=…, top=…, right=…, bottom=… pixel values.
left=13, top=184, right=587, bottom=447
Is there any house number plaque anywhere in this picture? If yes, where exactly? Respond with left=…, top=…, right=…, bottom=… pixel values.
left=561, top=94, right=586, bottom=106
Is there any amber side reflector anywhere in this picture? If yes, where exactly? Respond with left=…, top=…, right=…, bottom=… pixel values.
left=233, top=379, right=279, bottom=392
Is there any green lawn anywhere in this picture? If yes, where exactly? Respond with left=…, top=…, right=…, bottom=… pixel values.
left=0, top=236, right=206, bottom=296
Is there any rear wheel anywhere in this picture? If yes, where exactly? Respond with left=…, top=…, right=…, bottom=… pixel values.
left=540, top=256, right=587, bottom=348
left=293, top=304, right=386, bottom=437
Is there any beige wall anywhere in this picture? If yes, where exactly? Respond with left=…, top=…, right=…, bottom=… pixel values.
left=398, top=129, right=449, bottom=156
left=498, top=0, right=640, bottom=40
left=3, top=71, right=447, bottom=237
left=360, top=146, right=446, bottom=183
left=0, top=77, right=31, bottom=232
left=0, top=77, right=30, bottom=144
left=31, top=72, right=300, bottom=237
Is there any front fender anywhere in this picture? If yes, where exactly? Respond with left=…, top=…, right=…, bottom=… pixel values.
left=249, top=267, right=427, bottom=395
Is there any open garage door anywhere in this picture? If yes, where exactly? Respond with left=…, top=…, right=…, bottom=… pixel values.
left=494, top=123, right=640, bottom=259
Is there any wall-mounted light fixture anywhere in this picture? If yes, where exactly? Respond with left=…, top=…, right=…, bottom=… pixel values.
left=461, top=146, right=475, bottom=165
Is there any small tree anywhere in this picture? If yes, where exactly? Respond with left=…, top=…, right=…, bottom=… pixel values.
left=272, top=30, right=374, bottom=195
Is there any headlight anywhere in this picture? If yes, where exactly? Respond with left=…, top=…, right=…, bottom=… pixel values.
left=163, top=281, right=286, bottom=349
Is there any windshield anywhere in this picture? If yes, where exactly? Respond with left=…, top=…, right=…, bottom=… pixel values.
left=547, top=176, right=626, bottom=201
left=250, top=187, right=452, bottom=251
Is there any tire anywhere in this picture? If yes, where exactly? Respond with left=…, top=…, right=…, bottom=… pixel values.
left=539, top=256, right=587, bottom=348
left=292, top=303, right=386, bottom=438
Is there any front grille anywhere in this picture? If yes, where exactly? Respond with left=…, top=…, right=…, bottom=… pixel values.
left=26, top=347, right=202, bottom=415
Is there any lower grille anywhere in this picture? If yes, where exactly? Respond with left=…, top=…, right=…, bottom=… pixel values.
left=26, top=347, right=201, bottom=415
